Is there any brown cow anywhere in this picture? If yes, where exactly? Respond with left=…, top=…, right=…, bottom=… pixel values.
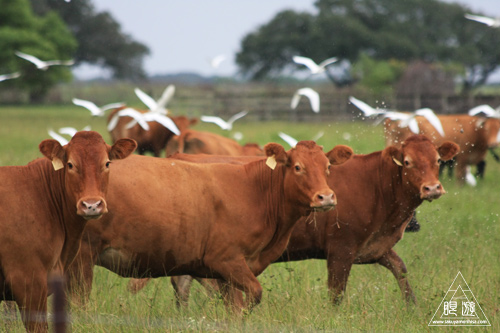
left=0, top=131, right=136, bottom=332
left=384, top=115, right=500, bottom=184
left=67, top=141, right=353, bottom=310
left=140, top=135, right=459, bottom=306
left=108, top=107, right=198, bottom=157
left=165, top=128, right=264, bottom=157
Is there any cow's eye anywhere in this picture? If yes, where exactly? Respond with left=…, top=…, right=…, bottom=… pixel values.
left=106, top=161, right=111, bottom=168
left=328, top=165, right=331, bottom=170
left=67, top=162, right=73, bottom=170
left=404, top=160, right=410, bottom=167
left=295, top=165, right=301, bottom=171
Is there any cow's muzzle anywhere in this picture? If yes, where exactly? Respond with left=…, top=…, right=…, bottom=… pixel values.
left=77, top=198, right=108, bottom=219
left=310, top=190, right=336, bottom=212
left=420, top=182, right=445, bottom=201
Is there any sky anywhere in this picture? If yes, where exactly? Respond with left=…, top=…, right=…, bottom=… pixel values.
left=74, top=0, right=500, bottom=79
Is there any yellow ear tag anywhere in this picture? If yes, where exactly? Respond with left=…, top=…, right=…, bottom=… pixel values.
left=392, top=156, right=403, bottom=167
left=266, top=154, right=277, bottom=170
left=52, top=158, right=64, bottom=171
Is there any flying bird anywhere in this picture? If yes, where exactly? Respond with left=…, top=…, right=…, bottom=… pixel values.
left=468, top=104, right=500, bottom=119
left=125, top=112, right=180, bottom=135
left=134, top=85, right=175, bottom=115
left=293, top=55, right=338, bottom=74
left=48, top=129, right=69, bottom=146
left=291, top=87, right=320, bottom=113
left=350, top=97, right=444, bottom=136
left=278, top=132, right=298, bottom=148
left=201, top=110, right=248, bottom=131
left=209, top=54, right=226, bottom=68
left=0, top=72, right=21, bottom=82
left=72, top=98, right=125, bottom=117
left=397, top=108, right=445, bottom=137
left=349, top=96, right=388, bottom=117
left=107, top=108, right=151, bottom=132
left=465, top=13, right=500, bottom=27
left=47, top=126, right=91, bottom=146
left=15, top=51, right=74, bottom=70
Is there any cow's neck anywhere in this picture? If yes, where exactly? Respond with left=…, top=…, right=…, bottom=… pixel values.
left=378, top=155, right=423, bottom=229
left=36, top=159, right=88, bottom=269
left=246, top=162, right=307, bottom=274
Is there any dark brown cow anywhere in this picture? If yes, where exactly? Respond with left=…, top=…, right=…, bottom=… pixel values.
left=108, top=107, right=198, bottom=157
left=165, top=128, right=264, bottom=157
left=138, top=135, right=459, bottom=306
left=0, top=131, right=136, bottom=332
left=384, top=115, right=500, bottom=184
left=67, top=141, right=353, bottom=310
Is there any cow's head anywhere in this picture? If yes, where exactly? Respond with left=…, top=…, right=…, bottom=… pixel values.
left=265, top=141, right=353, bottom=212
left=39, top=131, right=137, bottom=219
left=481, top=118, right=500, bottom=148
left=383, top=135, right=459, bottom=201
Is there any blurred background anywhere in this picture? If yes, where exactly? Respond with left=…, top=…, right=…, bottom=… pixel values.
left=1, top=0, right=500, bottom=120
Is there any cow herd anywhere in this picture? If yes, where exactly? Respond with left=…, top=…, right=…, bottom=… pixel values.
left=2, top=96, right=499, bottom=332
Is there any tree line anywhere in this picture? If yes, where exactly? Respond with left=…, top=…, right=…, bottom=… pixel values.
left=1, top=0, right=499, bottom=102
left=235, top=0, right=500, bottom=95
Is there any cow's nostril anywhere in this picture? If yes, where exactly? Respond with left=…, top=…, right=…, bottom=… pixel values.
left=318, top=194, right=324, bottom=200
left=424, top=186, right=430, bottom=191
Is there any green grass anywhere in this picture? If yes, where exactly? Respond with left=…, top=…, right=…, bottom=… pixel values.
left=0, top=106, right=499, bottom=332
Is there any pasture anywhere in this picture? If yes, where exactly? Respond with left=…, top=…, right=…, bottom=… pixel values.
left=0, top=105, right=499, bottom=331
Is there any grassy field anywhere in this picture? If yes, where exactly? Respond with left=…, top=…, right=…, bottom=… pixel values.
left=0, top=105, right=499, bottom=332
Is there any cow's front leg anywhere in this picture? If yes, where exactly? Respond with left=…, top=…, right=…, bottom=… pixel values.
left=208, top=259, right=262, bottom=312
left=326, top=251, right=354, bottom=305
left=378, top=249, right=416, bottom=304
left=9, top=269, right=48, bottom=332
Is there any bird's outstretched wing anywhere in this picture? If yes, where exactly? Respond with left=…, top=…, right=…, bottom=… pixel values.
left=349, top=96, right=387, bottom=117
left=134, top=88, right=158, bottom=111
left=144, top=113, right=180, bottom=135
left=201, top=116, right=229, bottom=130
left=15, top=51, right=44, bottom=68
left=278, top=132, right=298, bottom=148
left=48, top=129, right=69, bottom=146
left=227, top=110, right=248, bottom=126
left=72, top=98, right=101, bottom=116
left=294, top=88, right=320, bottom=113
left=111, top=108, right=150, bottom=131
left=318, top=57, right=338, bottom=69
left=0, top=72, right=21, bottom=82
left=58, top=127, right=78, bottom=137
left=415, top=108, right=445, bottom=136
left=468, top=104, right=496, bottom=117
left=101, top=102, right=125, bottom=112
left=292, top=56, right=319, bottom=72
left=156, top=85, right=176, bottom=112
left=210, top=55, right=226, bottom=68
left=465, top=13, right=498, bottom=26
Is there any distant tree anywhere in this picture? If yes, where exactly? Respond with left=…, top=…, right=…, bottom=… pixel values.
left=0, top=0, right=77, bottom=102
left=236, top=0, right=500, bottom=94
left=30, top=0, right=150, bottom=80
left=351, top=54, right=406, bottom=95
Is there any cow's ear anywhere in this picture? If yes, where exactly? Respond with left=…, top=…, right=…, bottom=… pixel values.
left=39, top=139, right=66, bottom=171
left=437, top=141, right=460, bottom=161
left=383, top=145, right=404, bottom=167
left=326, top=145, right=353, bottom=165
left=264, top=143, right=287, bottom=169
left=109, top=138, right=137, bottom=160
